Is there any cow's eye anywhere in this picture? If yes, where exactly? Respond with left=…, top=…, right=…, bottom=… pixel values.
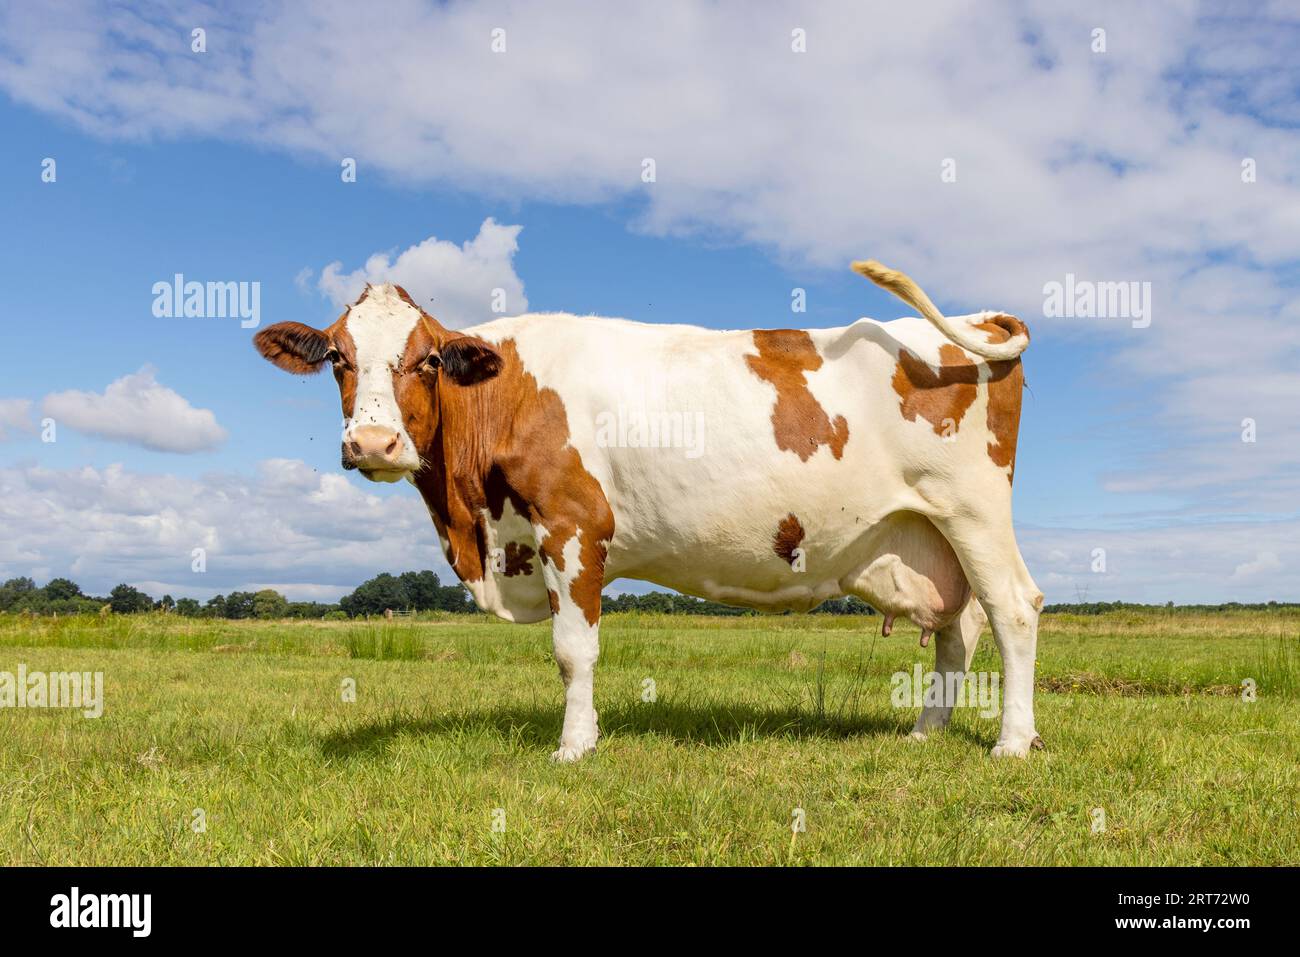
left=325, top=348, right=341, bottom=365
left=422, top=354, right=442, bottom=373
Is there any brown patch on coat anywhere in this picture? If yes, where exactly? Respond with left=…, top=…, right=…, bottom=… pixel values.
left=973, top=312, right=1028, bottom=346
left=984, top=359, right=1023, bottom=483
left=484, top=465, right=531, bottom=522
left=547, top=589, right=561, bottom=616
left=502, top=541, right=536, bottom=577
left=772, top=513, right=805, bottom=565
left=329, top=324, right=359, bottom=418
left=971, top=316, right=1027, bottom=483
left=407, top=330, right=613, bottom=627
left=392, top=285, right=420, bottom=311
left=745, top=330, right=849, bottom=461
left=891, top=344, right=979, bottom=436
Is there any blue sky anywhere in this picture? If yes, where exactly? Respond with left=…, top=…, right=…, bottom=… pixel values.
left=1, top=1, right=1296, bottom=603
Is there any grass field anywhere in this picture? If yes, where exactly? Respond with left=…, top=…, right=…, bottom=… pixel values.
left=1, top=610, right=1296, bottom=865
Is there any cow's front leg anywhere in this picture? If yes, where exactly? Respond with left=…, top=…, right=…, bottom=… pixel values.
left=532, top=486, right=613, bottom=761
left=541, top=556, right=603, bottom=762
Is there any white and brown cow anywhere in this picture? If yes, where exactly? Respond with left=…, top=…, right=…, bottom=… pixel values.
left=254, top=262, right=1044, bottom=760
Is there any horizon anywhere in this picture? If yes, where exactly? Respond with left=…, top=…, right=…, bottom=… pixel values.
left=4, top=569, right=1297, bottom=613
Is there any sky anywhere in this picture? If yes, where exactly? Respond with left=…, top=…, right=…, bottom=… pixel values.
left=0, top=0, right=1297, bottom=604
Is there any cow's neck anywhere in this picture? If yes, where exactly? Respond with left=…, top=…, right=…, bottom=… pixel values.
left=412, top=336, right=614, bottom=611
left=411, top=347, right=525, bottom=585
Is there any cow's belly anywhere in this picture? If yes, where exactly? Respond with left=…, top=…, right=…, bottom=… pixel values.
left=609, top=508, right=969, bottom=628
left=594, top=380, right=972, bottom=627
left=459, top=495, right=971, bottom=632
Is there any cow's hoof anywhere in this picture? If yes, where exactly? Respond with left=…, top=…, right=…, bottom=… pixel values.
left=910, top=712, right=951, bottom=738
left=907, top=730, right=928, bottom=742
left=549, top=741, right=597, bottom=762
left=990, top=739, right=1035, bottom=758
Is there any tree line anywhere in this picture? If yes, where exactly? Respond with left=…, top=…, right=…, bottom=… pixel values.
left=4, top=574, right=875, bottom=619
left=2, top=574, right=1294, bottom=619
left=599, top=592, right=875, bottom=616
left=1040, top=600, right=1300, bottom=615
left=0, top=571, right=474, bottom=619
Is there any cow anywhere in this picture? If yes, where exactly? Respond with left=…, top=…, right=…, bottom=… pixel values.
left=254, top=261, right=1044, bottom=760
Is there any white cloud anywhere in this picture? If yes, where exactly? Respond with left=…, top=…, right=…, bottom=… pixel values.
left=1230, top=550, right=1282, bottom=582
left=0, top=398, right=34, bottom=440
left=1020, top=524, right=1299, bottom=604
left=0, top=460, right=447, bottom=601
left=41, top=366, right=228, bottom=453
left=313, top=218, right=527, bottom=328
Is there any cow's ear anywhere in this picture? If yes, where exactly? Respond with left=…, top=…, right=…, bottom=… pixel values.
left=254, top=322, right=330, bottom=374
left=440, top=337, right=502, bottom=385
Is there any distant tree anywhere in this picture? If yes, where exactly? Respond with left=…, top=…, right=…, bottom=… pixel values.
left=340, top=573, right=407, bottom=617
left=252, top=589, right=288, bottom=619
left=204, top=594, right=227, bottom=618
left=47, top=596, right=104, bottom=615
left=176, top=598, right=202, bottom=617
left=334, top=570, right=476, bottom=617
left=399, top=570, right=442, bottom=611
left=43, top=577, right=82, bottom=601
left=598, top=589, right=753, bottom=616
left=157, top=594, right=176, bottom=612
left=284, top=601, right=338, bottom=619
left=223, top=591, right=257, bottom=620
left=811, top=596, right=875, bottom=615
left=0, top=577, right=38, bottom=612
left=108, top=584, right=152, bottom=614
left=439, top=583, right=474, bottom=613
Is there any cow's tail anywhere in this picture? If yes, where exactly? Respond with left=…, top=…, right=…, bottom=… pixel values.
left=851, top=260, right=1029, bottom=361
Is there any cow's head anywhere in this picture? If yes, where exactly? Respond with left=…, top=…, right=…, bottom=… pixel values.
left=254, top=284, right=502, bottom=483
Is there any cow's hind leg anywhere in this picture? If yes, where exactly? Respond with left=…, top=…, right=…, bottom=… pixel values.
left=932, top=513, right=1044, bottom=757
left=910, top=596, right=986, bottom=739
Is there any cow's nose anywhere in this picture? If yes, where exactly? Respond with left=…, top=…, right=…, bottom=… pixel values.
left=345, top=426, right=404, bottom=466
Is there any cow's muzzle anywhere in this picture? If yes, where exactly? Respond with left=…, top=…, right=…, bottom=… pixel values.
left=342, top=426, right=409, bottom=482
